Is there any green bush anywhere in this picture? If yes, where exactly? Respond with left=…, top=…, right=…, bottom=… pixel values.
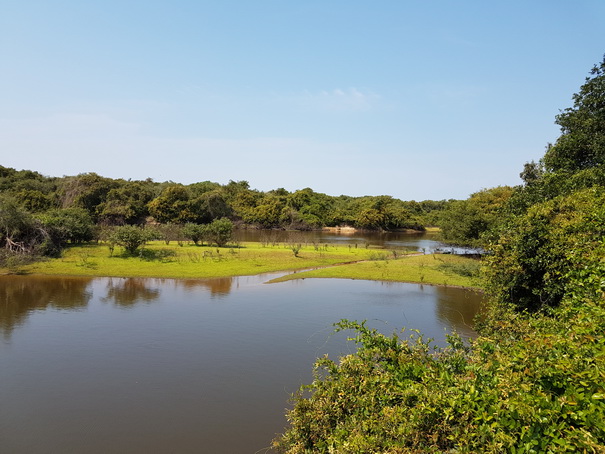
left=182, top=223, right=207, bottom=245
left=274, top=307, right=605, bottom=452
left=485, top=187, right=605, bottom=311
left=274, top=186, right=605, bottom=452
left=206, top=218, right=233, bottom=247
left=109, top=225, right=154, bottom=255
left=39, top=208, right=94, bottom=245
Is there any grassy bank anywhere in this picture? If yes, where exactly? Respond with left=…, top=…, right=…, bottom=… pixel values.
left=3, top=241, right=482, bottom=289
left=268, top=253, right=482, bottom=289
left=6, top=241, right=409, bottom=280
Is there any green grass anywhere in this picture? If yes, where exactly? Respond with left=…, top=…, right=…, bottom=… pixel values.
left=268, top=253, right=483, bottom=289
left=9, top=241, right=393, bottom=280
left=3, top=241, right=482, bottom=289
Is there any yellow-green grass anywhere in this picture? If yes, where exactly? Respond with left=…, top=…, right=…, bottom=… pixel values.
left=7, top=241, right=401, bottom=280
left=268, top=253, right=483, bottom=289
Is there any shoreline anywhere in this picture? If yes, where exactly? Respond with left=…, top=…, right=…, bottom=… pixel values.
left=0, top=242, right=481, bottom=290
left=0, top=268, right=482, bottom=291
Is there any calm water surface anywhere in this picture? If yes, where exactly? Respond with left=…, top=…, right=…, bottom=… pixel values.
left=235, top=229, right=442, bottom=251
left=234, top=229, right=481, bottom=255
left=0, top=272, right=482, bottom=453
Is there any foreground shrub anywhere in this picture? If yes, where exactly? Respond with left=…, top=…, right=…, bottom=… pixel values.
left=274, top=310, right=605, bottom=453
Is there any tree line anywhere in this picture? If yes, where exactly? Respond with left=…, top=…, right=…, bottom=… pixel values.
left=0, top=169, right=446, bottom=229
left=0, top=165, right=452, bottom=265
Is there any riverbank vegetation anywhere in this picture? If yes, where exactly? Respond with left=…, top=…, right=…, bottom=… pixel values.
left=13, top=241, right=398, bottom=280
left=273, top=57, right=605, bottom=452
left=3, top=239, right=481, bottom=289
left=0, top=164, right=454, bottom=269
left=268, top=253, right=482, bottom=289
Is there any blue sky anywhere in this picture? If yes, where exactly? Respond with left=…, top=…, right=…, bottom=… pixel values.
left=1, top=1, right=604, bottom=200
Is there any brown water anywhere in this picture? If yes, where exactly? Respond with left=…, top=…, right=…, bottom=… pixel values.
left=0, top=274, right=482, bottom=453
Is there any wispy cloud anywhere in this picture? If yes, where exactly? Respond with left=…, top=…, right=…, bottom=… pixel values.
left=295, top=87, right=382, bottom=112
left=425, top=83, right=487, bottom=108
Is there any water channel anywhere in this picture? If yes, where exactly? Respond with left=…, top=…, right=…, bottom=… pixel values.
left=0, top=232, right=483, bottom=453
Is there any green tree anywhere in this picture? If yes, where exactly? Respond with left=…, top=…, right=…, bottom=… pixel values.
left=153, top=223, right=183, bottom=245
left=543, top=56, right=605, bottom=173
left=98, top=180, right=156, bottom=225
left=222, top=179, right=251, bottom=203
left=241, top=195, right=285, bottom=228
left=286, top=188, right=334, bottom=228
left=328, top=195, right=357, bottom=226
left=0, top=165, right=58, bottom=195
left=355, top=207, right=384, bottom=229
left=39, top=208, right=94, bottom=247
left=147, top=185, right=192, bottom=224
left=187, top=180, right=221, bottom=197
left=189, top=190, right=232, bottom=223
left=182, top=223, right=207, bottom=245
left=205, top=218, right=233, bottom=247
left=439, top=186, right=513, bottom=246
left=58, top=173, right=118, bottom=219
left=109, top=225, right=154, bottom=255
left=352, top=196, right=422, bottom=231
left=14, top=189, right=54, bottom=213
left=0, top=195, right=40, bottom=255
left=230, top=188, right=261, bottom=220
left=485, top=187, right=605, bottom=311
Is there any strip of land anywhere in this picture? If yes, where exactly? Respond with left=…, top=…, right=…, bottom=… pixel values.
left=267, top=252, right=482, bottom=288
left=2, top=241, right=482, bottom=289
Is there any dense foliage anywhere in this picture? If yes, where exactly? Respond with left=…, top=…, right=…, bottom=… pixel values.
left=485, top=187, right=605, bottom=311
left=273, top=57, right=605, bottom=452
left=0, top=167, right=443, bottom=232
left=438, top=186, right=513, bottom=246
left=0, top=165, right=450, bottom=265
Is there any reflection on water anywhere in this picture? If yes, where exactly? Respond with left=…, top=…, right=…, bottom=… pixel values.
left=434, top=285, right=484, bottom=338
left=179, top=277, right=234, bottom=297
left=102, top=278, right=161, bottom=306
left=0, top=275, right=92, bottom=338
left=0, top=275, right=483, bottom=453
left=0, top=274, right=484, bottom=342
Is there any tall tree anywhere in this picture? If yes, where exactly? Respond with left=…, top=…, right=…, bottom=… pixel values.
left=98, top=180, right=156, bottom=225
left=58, top=173, right=118, bottom=219
left=147, top=185, right=192, bottom=224
left=543, top=56, right=605, bottom=173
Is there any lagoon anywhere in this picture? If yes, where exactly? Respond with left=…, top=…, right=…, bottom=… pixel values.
left=0, top=271, right=482, bottom=453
